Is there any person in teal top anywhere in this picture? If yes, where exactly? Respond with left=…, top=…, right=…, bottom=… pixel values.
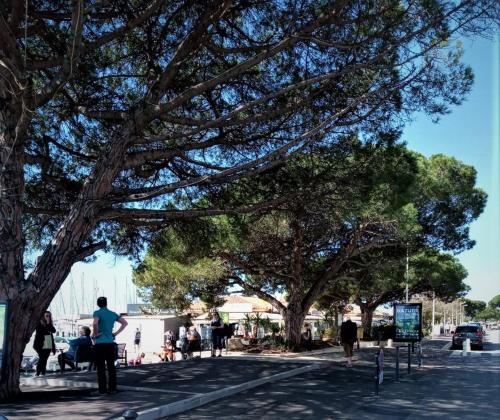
left=92, top=297, right=128, bottom=394
left=93, top=306, right=120, bottom=344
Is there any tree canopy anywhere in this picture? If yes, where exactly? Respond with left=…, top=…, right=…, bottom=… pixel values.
left=133, top=146, right=484, bottom=343
left=462, top=298, right=487, bottom=318
left=475, top=306, right=500, bottom=321
left=489, top=295, right=500, bottom=310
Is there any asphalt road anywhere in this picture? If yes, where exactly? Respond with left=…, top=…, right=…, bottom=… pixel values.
left=173, top=330, right=500, bottom=419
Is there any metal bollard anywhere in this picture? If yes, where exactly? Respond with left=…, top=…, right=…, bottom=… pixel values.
left=417, top=343, right=422, bottom=368
left=407, top=343, right=411, bottom=374
left=395, top=346, right=400, bottom=382
left=122, top=410, right=138, bottom=419
left=375, top=353, right=380, bottom=396
left=462, top=338, right=471, bottom=356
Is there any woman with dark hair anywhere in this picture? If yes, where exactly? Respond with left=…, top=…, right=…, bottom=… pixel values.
left=33, top=311, right=56, bottom=376
left=210, top=310, right=223, bottom=357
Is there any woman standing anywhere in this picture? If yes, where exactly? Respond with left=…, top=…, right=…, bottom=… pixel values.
left=33, top=311, right=56, bottom=376
left=210, top=310, right=223, bottom=357
left=302, top=323, right=313, bottom=351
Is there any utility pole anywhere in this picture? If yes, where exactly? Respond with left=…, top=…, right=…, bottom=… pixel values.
left=432, top=291, right=436, bottom=331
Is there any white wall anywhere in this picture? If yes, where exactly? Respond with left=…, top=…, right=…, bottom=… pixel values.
left=119, top=318, right=165, bottom=357
left=77, top=316, right=168, bottom=357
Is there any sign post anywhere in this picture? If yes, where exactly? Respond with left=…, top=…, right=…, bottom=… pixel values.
left=378, top=347, right=384, bottom=384
left=394, top=303, right=422, bottom=376
left=395, top=346, right=400, bottom=382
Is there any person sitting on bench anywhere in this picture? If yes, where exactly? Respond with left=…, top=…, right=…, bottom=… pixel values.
left=154, top=340, right=175, bottom=362
left=186, top=326, right=201, bottom=358
left=58, top=326, right=92, bottom=372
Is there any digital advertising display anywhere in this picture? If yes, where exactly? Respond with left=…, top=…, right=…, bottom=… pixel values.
left=394, top=303, right=422, bottom=342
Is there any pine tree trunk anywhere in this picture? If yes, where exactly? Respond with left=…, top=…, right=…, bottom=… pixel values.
left=0, top=79, right=31, bottom=400
left=361, top=306, right=375, bottom=339
left=0, top=296, right=38, bottom=401
left=0, top=103, right=133, bottom=398
left=283, top=222, right=307, bottom=348
left=283, top=299, right=306, bottom=348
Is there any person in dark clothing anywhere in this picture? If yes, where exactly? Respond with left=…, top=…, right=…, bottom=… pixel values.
left=92, top=297, right=128, bottom=395
left=210, top=310, right=223, bottom=357
left=187, top=326, right=201, bottom=358
left=33, top=311, right=56, bottom=376
left=340, top=317, right=358, bottom=367
left=302, top=323, right=313, bottom=351
left=134, top=328, right=141, bottom=353
left=58, top=326, right=92, bottom=372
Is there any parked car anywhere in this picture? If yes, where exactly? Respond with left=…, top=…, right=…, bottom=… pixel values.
left=451, top=325, right=483, bottom=350
left=467, top=322, right=487, bottom=335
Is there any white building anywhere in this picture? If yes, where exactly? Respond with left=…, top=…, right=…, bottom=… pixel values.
left=77, top=314, right=189, bottom=357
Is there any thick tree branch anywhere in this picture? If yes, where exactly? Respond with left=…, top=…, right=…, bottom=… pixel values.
left=220, top=252, right=293, bottom=284
left=152, top=4, right=346, bottom=118
left=98, top=198, right=284, bottom=224
left=73, top=241, right=107, bottom=263
left=35, top=0, right=85, bottom=107
left=150, top=0, right=233, bottom=101
left=229, top=275, right=287, bottom=313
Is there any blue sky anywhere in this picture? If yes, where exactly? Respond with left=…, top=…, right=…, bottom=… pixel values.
left=403, top=35, right=499, bottom=303
left=50, top=34, right=499, bottom=317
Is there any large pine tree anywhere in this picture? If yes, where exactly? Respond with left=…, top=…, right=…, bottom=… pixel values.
left=0, top=1, right=497, bottom=398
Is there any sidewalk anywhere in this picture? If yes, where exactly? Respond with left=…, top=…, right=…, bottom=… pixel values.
left=3, top=358, right=313, bottom=419
left=2, top=340, right=455, bottom=419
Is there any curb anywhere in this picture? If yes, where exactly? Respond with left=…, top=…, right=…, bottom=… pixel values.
left=131, top=363, right=321, bottom=420
left=21, top=377, right=200, bottom=395
left=21, top=377, right=96, bottom=389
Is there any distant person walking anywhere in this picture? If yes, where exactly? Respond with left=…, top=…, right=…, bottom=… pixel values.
left=33, top=311, right=56, bottom=376
left=340, top=317, right=357, bottom=367
left=92, top=297, right=128, bottom=395
left=134, top=327, right=141, bottom=353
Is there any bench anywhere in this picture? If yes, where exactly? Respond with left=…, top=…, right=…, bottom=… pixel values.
left=74, top=344, right=94, bottom=370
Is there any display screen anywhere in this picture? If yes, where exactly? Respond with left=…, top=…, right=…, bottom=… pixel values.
left=394, top=303, right=422, bottom=342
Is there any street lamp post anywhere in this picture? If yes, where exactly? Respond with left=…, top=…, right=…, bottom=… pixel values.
left=431, top=291, right=436, bottom=337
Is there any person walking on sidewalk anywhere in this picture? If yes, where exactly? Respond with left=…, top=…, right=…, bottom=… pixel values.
left=340, top=316, right=357, bottom=367
left=33, top=311, right=56, bottom=376
left=92, top=297, right=128, bottom=395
